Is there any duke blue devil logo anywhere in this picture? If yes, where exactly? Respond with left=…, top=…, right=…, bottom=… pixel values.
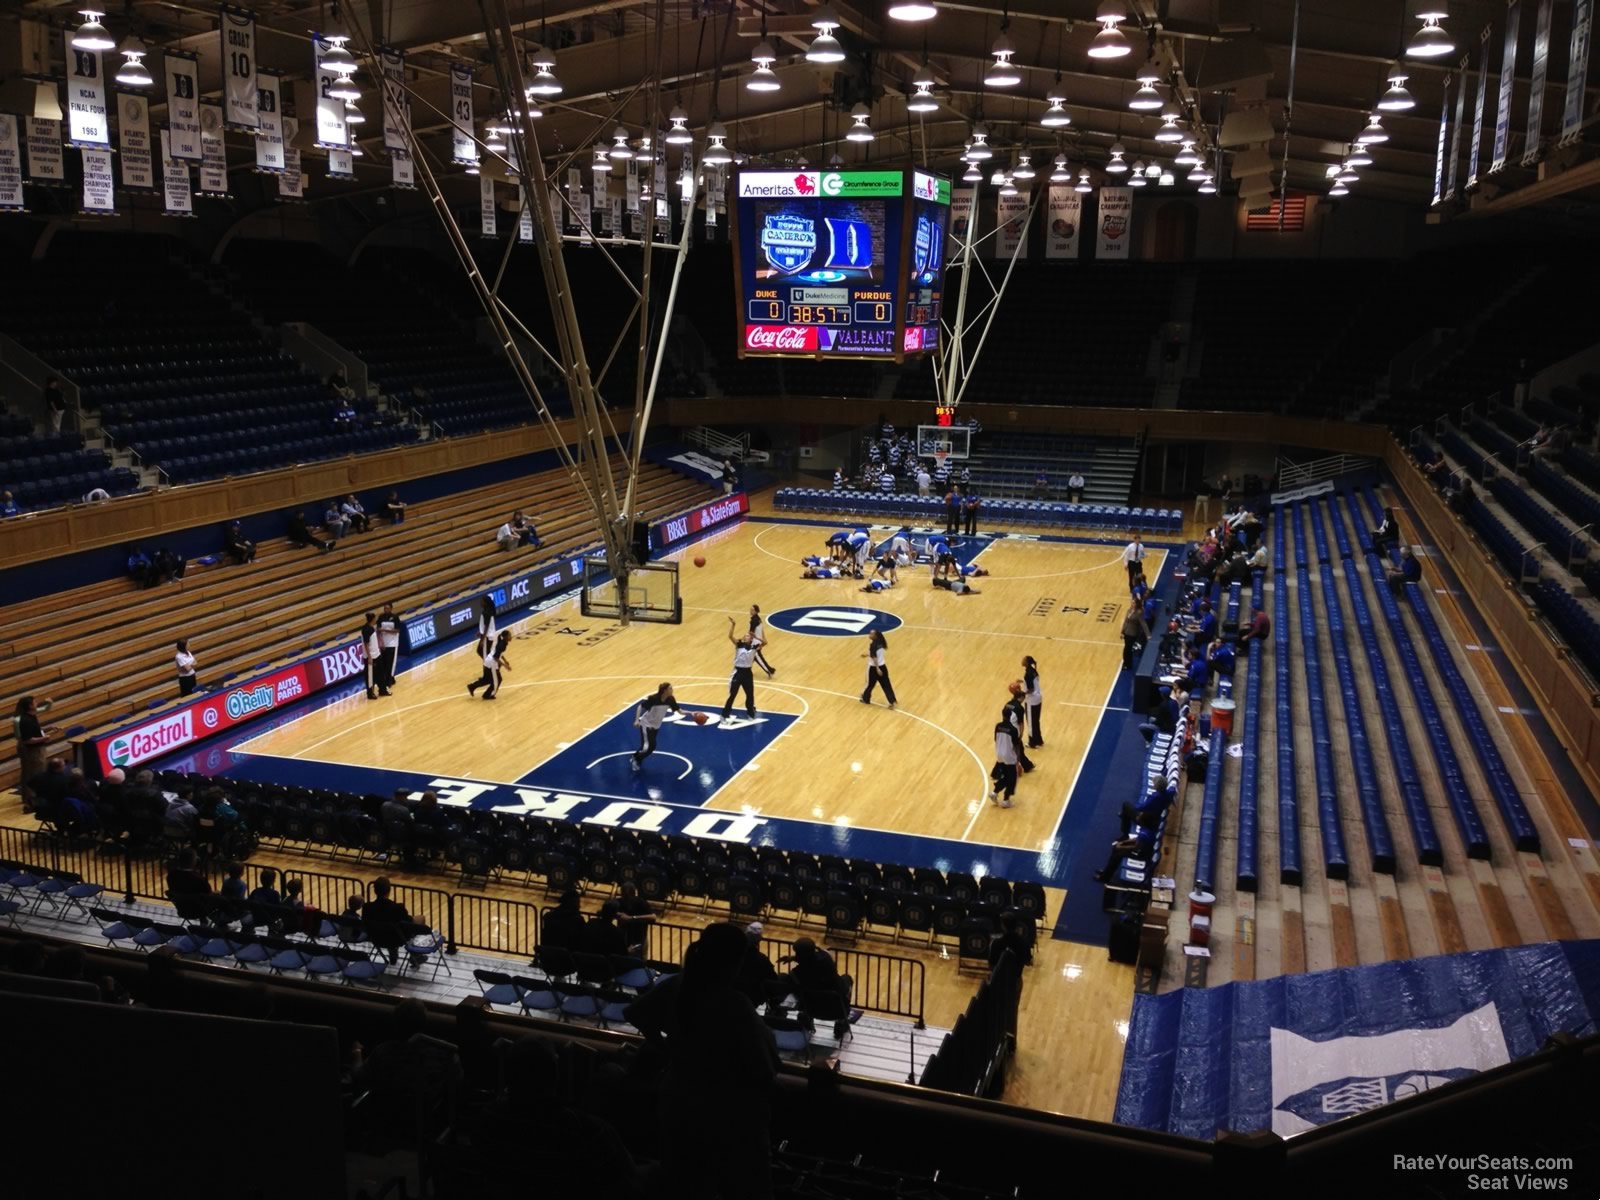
left=760, top=212, right=816, bottom=274
left=767, top=607, right=902, bottom=637
left=1275, top=1068, right=1476, bottom=1126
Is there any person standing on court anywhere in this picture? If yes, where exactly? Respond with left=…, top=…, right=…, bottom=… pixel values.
left=990, top=719, right=1019, bottom=808
left=1121, top=532, right=1146, bottom=588
left=360, top=611, right=381, bottom=700
left=748, top=605, right=776, bottom=677
left=944, top=486, right=961, bottom=536
left=632, top=682, right=681, bottom=771
left=1003, top=683, right=1035, bottom=773
left=174, top=639, right=199, bottom=697
left=963, top=491, right=981, bottom=537
left=375, top=601, right=402, bottom=695
left=721, top=617, right=758, bottom=723
left=1021, top=656, right=1043, bottom=748
left=861, top=629, right=897, bottom=709
left=1122, top=604, right=1151, bottom=671
left=475, top=595, right=498, bottom=658
left=468, top=630, right=512, bottom=699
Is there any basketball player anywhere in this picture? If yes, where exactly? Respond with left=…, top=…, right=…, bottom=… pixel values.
left=748, top=605, right=775, bottom=676
left=631, top=682, right=681, bottom=771
left=826, top=531, right=851, bottom=564
left=872, top=550, right=899, bottom=586
left=475, top=595, right=498, bottom=658
left=375, top=601, right=402, bottom=696
left=360, top=611, right=381, bottom=700
left=932, top=574, right=980, bottom=595
left=990, top=719, right=1019, bottom=808
left=1022, top=656, right=1043, bottom=748
left=845, top=528, right=872, bottom=575
left=801, top=557, right=847, bottom=579
left=958, top=562, right=990, bottom=579
left=887, top=527, right=915, bottom=566
left=861, top=629, right=897, bottom=708
left=721, top=617, right=759, bottom=721
left=468, top=630, right=512, bottom=699
left=1003, top=682, right=1035, bottom=772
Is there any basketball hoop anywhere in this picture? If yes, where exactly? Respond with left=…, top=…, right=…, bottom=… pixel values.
left=934, top=449, right=949, bottom=473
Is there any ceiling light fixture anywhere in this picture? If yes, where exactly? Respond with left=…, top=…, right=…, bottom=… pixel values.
left=908, top=83, right=938, bottom=113
left=1041, top=93, right=1071, bottom=127
left=968, top=123, right=993, bottom=160
left=1329, top=180, right=1349, bottom=195
left=1173, top=139, right=1200, bottom=167
left=72, top=10, right=116, bottom=52
left=329, top=72, right=361, bottom=103
left=1154, top=115, right=1183, bottom=142
left=748, top=39, right=780, bottom=92
left=1050, top=155, right=1070, bottom=183
left=1198, top=179, right=1216, bottom=194
left=1158, top=169, right=1175, bottom=186
left=846, top=103, right=875, bottom=142
left=807, top=6, right=846, bottom=63
left=703, top=120, right=733, bottom=166
left=1336, top=160, right=1359, bottom=183
left=962, top=161, right=982, bottom=182
left=1407, top=5, right=1455, bottom=58
left=321, top=36, right=357, bottom=77
left=115, top=40, right=153, bottom=89
left=1144, top=161, right=1161, bottom=178
left=344, top=101, right=366, bottom=125
left=999, top=175, right=1018, bottom=196
left=1013, top=154, right=1036, bottom=180
left=1089, top=0, right=1132, bottom=59
left=1379, top=65, right=1416, bottom=111
left=528, top=46, right=563, bottom=95
left=1357, top=113, right=1388, bottom=144
left=609, top=125, right=634, bottom=158
left=987, top=30, right=1022, bottom=87
left=888, top=1, right=939, bottom=20
left=1075, top=167, right=1094, bottom=193
left=666, top=106, right=693, bottom=145
left=1106, top=142, right=1128, bottom=173
left=1346, top=143, right=1373, bottom=167
left=1130, top=55, right=1163, bottom=109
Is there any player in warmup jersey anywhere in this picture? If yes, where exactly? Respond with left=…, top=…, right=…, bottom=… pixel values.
left=826, top=531, right=852, bottom=564
left=926, top=536, right=953, bottom=579
left=990, top=719, right=1019, bottom=807
left=801, top=559, right=846, bottom=579
left=1022, top=656, right=1044, bottom=748
left=959, top=563, right=990, bottom=578
left=468, top=631, right=512, bottom=699
left=845, top=528, right=872, bottom=575
left=722, top=618, right=759, bottom=721
left=631, top=682, right=681, bottom=771
left=871, top=550, right=898, bottom=586
left=748, top=605, right=775, bottom=676
left=888, top=528, right=914, bottom=566
left=375, top=602, right=402, bottom=696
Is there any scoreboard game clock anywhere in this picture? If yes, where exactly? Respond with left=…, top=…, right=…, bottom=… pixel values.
left=732, top=166, right=951, bottom=363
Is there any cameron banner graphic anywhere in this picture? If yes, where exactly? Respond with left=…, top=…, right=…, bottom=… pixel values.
left=1096, top=186, right=1132, bottom=258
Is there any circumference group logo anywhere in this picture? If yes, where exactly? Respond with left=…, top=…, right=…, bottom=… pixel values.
left=766, top=606, right=903, bottom=637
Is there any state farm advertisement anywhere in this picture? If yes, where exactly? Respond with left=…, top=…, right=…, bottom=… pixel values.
left=652, top=493, right=749, bottom=549
left=89, top=637, right=367, bottom=774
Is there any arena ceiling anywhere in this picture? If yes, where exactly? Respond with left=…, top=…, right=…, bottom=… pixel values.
left=9, top=0, right=1600, bottom=213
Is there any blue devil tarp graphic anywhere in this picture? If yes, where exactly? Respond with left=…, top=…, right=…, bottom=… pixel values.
left=1275, top=1068, right=1478, bottom=1127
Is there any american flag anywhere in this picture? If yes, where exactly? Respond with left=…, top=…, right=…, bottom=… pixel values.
left=1244, top=193, right=1308, bottom=231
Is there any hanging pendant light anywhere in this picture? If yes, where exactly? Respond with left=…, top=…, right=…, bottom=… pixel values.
left=1198, top=179, right=1217, bottom=194
left=1144, top=161, right=1162, bottom=178
left=528, top=45, right=563, bottom=95
left=1407, top=5, right=1455, bottom=58
left=1336, top=160, right=1359, bottom=183
left=986, top=30, right=1022, bottom=87
left=1346, top=143, right=1373, bottom=167
left=1050, top=155, right=1070, bottom=183
left=807, top=6, right=846, bottom=64
left=1173, top=139, right=1200, bottom=167
left=703, top=120, right=733, bottom=166
left=967, top=123, right=993, bottom=160
left=908, top=84, right=938, bottom=113
left=592, top=144, right=612, bottom=172
left=1187, top=163, right=1212, bottom=183
left=846, top=103, right=874, bottom=142
left=1088, top=0, right=1132, bottom=59
left=609, top=126, right=634, bottom=158
left=1106, top=142, right=1128, bottom=173
left=1356, top=113, right=1388, bottom=145
left=666, top=107, right=693, bottom=145
left=1075, top=168, right=1093, bottom=193
left=1130, top=56, right=1164, bottom=110
left=321, top=36, right=358, bottom=77
left=329, top=68, right=361, bottom=102
left=999, top=175, right=1018, bottom=196
left=485, top=125, right=508, bottom=153
left=1329, top=180, right=1349, bottom=195
left=1013, top=154, right=1036, bottom=181
left=1158, top=168, right=1175, bottom=186
left=962, top=161, right=983, bottom=182
left=344, top=100, right=366, bottom=126
left=72, top=9, right=116, bottom=52
left=115, top=38, right=153, bottom=89
left=748, top=40, right=780, bottom=92
left=1154, top=115, right=1183, bottom=142
left=889, top=1, right=938, bottom=20
left=1378, top=65, right=1416, bottom=111
left=1129, top=167, right=1148, bottom=187
left=1041, top=92, right=1071, bottom=128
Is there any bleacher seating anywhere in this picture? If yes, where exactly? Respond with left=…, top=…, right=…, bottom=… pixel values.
left=0, top=430, right=138, bottom=511
left=1271, top=514, right=1301, bottom=885
left=958, top=432, right=1140, bottom=504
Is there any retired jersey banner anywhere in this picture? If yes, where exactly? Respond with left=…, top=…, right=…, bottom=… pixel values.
left=1491, top=0, right=1520, bottom=173
left=1045, top=184, right=1082, bottom=259
left=160, top=130, right=192, bottom=214
left=995, top=189, right=1029, bottom=258
left=1466, top=27, right=1491, bottom=190
left=327, top=147, right=354, bottom=179
left=0, top=115, right=24, bottom=211
left=1523, top=0, right=1554, bottom=164
left=116, top=93, right=154, bottom=190
left=81, top=147, right=114, bottom=213
left=164, top=52, right=202, bottom=160
left=480, top=176, right=496, bottom=236
left=279, top=117, right=304, bottom=199
left=220, top=7, right=258, bottom=129
left=625, top=156, right=639, bottom=213
left=63, top=33, right=109, bottom=147
left=1560, top=0, right=1594, bottom=144
left=519, top=187, right=534, bottom=242
left=198, top=104, right=229, bottom=195
left=450, top=65, right=475, bottom=163
left=1432, top=73, right=1451, bottom=205
left=1096, top=186, right=1132, bottom=258
left=25, top=118, right=64, bottom=182
left=380, top=48, right=408, bottom=152
left=391, top=148, right=414, bottom=190
left=254, top=72, right=284, bottom=172
left=313, top=38, right=349, bottom=148
left=1445, top=54, right=1468, bottom=201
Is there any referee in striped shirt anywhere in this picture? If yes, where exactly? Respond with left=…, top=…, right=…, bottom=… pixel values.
left=632, top=683, right=681, bottom=771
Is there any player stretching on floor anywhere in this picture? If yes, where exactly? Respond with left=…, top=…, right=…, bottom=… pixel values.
left=801, top=556, right=848, bottom=579
left=631, top=682, right=681, bottom=771
left=722, top=617, right=759, bottom=722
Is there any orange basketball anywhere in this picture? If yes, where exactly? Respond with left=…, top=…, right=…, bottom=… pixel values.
left=692, top=711, right=709, bottom=725
left=693, top=555, right=706, bottom=567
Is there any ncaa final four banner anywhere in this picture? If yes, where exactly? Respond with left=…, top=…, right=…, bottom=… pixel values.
left=479, top=175, right=496, bottom=237
left=254, top=71, right=285, bottom=172
left=1045, top=184, right=1081, bottom=259
left=219, top=7, right=258, bottom=129
left=63, top=31, right=109, bottom=147
left=0, top=115, right=25, bottom=211
left=116, top=93, right=154, bottom=190
left=450, top=65, right=476, bottom=164
left=81, top=147, right=114, bottom=214
left=1096, top=186, right=1132, bottom=259
left=25, top=118, right=64, bottom=183
left=164, top=51, right=202, bottom=160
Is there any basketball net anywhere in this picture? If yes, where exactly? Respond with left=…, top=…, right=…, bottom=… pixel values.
left=934, top=450, right=949, bottom=473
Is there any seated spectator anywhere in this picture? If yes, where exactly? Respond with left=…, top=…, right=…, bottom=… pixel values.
left=1246, top=543, right=1269, bottom=571
left=166, top=847, right=211, bottom=900
left=1189, top=599, right=1217, bottom=649
left=2, top=489, right=18, bottom=516
left=1387, top=545, right=1422, bottom=594
left=163, top=791, right=198, bottom=839
left=349, top=998, right=461, bottom=1113
left=152, top=547, right=185, bottom=584
left=496, top=510, right=537, bottom=551
left=341, top=493, right=371, bottom=533
left=541, top=888, right=587, bottom=951
left=331, top=369, right=360, bottom=404
left=779, top=936, right=849, bottom=1006
left=121, top=769, right=166, bottom=845
left=1032, top=470, right=1049, bottom=499
left=1123, top=773, right=1177, bottom=833
left=282, top=878, right=306, bottom=912
left=363, top=877, right=412, bottom=964
left=323, top=500, right=350, bottom=540
left=411, top=791, right=453, bottom=856
left=341, top=895, right=365, bottom=923
left=57, top=772, right=100, bottom=837
left=1371, top=507, right=1400, bottom=548
left=1067, top=470, right=1086, bottom=503
left=1445, top=476, right=1474, bottom=514
left=223, top=520, right=256, bottom=564
left=581, top=901, right=629, bottom=957
left=287, top=510, right=334, bottom=551
left=615, top=881, right=658, bottom=957
left=380, top=788, right=414, bottom=848
left=1093, top=816, right=1159, bottom=882
left=382, top=490, right=407, bottom=523
left=831, top=468, right=844, bottom=490
left=1184, top=646, right=1211, bottom=692
left=1236, top=602, right=1271, bottom=651
left=83, top=486, right=110, bottom=503
left=1207, top=638, right=1236, bottom=679
left=127, top=546, right=155, bottom=588
left=247, top=868, right=282, bottom=923
left=219, top=861, right=247, bottom=902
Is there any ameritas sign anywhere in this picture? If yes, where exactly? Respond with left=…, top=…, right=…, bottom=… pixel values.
left=738, top=170, right=904, bottom=198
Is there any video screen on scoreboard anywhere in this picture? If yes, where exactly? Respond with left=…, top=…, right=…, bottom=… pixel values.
left=734, top=169, right=905, bottom=359
left=903, top=171, right=951, bottom=356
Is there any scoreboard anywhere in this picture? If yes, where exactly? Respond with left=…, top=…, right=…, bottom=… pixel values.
left=732, top=167, right=951, bottom=363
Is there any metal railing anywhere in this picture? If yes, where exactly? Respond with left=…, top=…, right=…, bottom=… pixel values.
left=1273, top=453, right=1374, bottom=489
left=453, top=892, right=540, bottom=959
left=684, top=424, right=750, bottom=461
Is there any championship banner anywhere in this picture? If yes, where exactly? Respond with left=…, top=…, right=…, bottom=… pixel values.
left=479, top=176, right=496, bottom=236
left=313, top=37, right=349, bottom=148
left=1490, top=0, right=1520, bottom=173
left=160, top=130, right=192, bottom=214
left=164, top=52, right=202, bottom=160
left=380, top=48, right=408, bottom=152
left=327, top=147, right=354, bottom=178
left=25, top=118, right=64, bottom=182
left=995, top=189, right=1028, bottom=257
left=1523, top=0, right=1554, bottom=165
left=391, top=148, right=414, bottom=190
left=450, top=65, right=475, bottom=163
left=1466, top=26, right=1491, bottom=190
left=625, top=156, right=639, bottom=213
left=1096, top=186, right=1132, bottom=259
left=594, top=169, right=609, bottom=232
left=254, top=72, right=285, bottom=172
left=279, top=117, right=304, bottom=199
left=81, top=146, right=114, bottom=214
left=575, top=186, right=593, bottom=246
left=1432, top=74, right=1451, bottom=206
left=1560, top=0, right=1594, bottom=145
left=1045, top=184, right=1082, bottom=259
left=116, top=93, right=154, bottom=190
left=567, top=166, right=583, bottom=235
left=63, top=32, right=109, bottom=147
left=518, top=188, right=534, bottom=242
left=949, top=185, right=976, bottom=252
left=611, top=195, right=623, bottom=239
left=0, top=115, right=25, bottom=211
left=654, top=151, right=668, bottom=238
left=1445, top=54, right=1468, bottom=201
left=198, top=104, right=229, bottom=195
left=220, top=7, right=258, bottom=129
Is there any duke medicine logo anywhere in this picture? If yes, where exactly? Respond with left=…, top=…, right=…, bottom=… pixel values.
left=767, top=606, right=902, bottom=637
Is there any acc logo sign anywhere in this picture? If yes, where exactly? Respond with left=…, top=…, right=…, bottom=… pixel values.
left=766, top=606, right=903, bottom=637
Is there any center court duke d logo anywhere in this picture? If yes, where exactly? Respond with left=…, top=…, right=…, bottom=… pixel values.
left=766, top=606, right=903, bottom=637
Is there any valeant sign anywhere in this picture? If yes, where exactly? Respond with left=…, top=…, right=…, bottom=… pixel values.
left=92, top=642, right=364, bottom=774
left=652, top=493, right=748, bottom=549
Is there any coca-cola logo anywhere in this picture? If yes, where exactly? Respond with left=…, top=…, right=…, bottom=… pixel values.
left=745, top=324, right=818, bottom=352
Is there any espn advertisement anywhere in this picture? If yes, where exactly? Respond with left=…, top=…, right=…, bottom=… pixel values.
left=403, top=548, right=592, bottom=652
left=652, top=493, right=749, bottom=549
left=91, top=638, right=367, bottom=775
